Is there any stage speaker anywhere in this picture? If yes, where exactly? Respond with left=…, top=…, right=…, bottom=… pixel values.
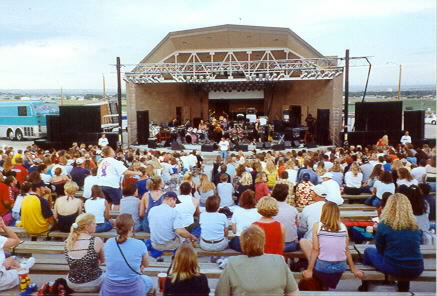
left=104, top=132, right=119, bottom=149
left=316, top=109, right=330, bottom=145
left=264, top=142, right=272, bottom=149
left=192, top=117, right=202, bottom=129
left=293, top=140, right=300, bottom=147
left=147, top=139, right=157, bottom=149
left=237, top=144, right=249, bottom=152
left=355, top=102, right=402, bottom=131
left=137, top=110, right=149, bottom=145
left=201, top=144, right=215, bottom=152
left=284, top=141, right=292, bottom=148
left=256, top=142, right=264, bottom=149
left=171, top=143, right=185, bottom=151
left=46, top=115, right=62, bottom=142
left=289, top=105, right=302, bottom=128
left=305, top=143, right=317, bottom=148
left=404, top=110, right=425, bottom=142
left=59, top=105, right=101, bottom=135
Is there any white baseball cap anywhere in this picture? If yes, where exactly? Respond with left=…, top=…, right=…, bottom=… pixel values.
left=310, top=184, right=327, bottom=197
left=321, top=172, right=333, bottom=179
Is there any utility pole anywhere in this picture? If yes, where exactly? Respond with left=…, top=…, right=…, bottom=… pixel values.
left=343, top=49, right=350, bottom=145
left=397, top=64, right=402, bottom=100
left=116, top=57, right=123, bottom=148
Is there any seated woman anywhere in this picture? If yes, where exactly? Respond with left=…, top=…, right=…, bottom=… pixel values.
left=254, top=172, right=270, bottom=201
left=365, top=171, right=395, bottom=207
left=54, top=181, right=83, bottom=232
left=235, top=172, right=254, bottom=205
left=253, top=196, right=285, bottom=256
left=100, top=214, right=154, bottom=295
left=139, top=176, right=164, bottom=232
left=120, top=184, right=142, bottom=232
left=199, top=195, right=229, bottom=251
left=363, top=193, right=424, bottom=292
left=406, top=185, right=432, bottom=244
left=164, top=245, right=210, bottom=296
left=64, top=213, right=104, bottom=292
left=344, top=163, right=363, bottom=195
left=229, top=190, right=261, bottom=252
left=84, top=185, right=112, bottom=233
left=396, top=168, right=418, bottom=188
left=0, top=217, right=34, bottom=292
left=51, top=167, right=70, bottom=196
left=303, top=202, right=364, bottom=290
left=215, top=225, right=299, bottom=296
left=197, top=174, right=216, bottom=207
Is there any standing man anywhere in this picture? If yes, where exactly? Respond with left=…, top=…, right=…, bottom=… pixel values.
left=97, top=147, right=141, bottom=210
left=98, top=134, right=109, bottom=147
left=400, top=131, right=412, bottom=146
left=218, top=137, right=230, bottom=160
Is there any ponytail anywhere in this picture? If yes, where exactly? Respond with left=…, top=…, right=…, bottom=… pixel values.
left=115, top=214, right=134, bottom=244
left=65, top=213, right=96, bottom=250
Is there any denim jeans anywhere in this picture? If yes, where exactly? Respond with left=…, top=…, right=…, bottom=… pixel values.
left=364, top=196, right=381, bottom=207
left=95, top=220, right=113, bottom=232
left=284, top=241, right=299, bottom=252
left=141, top=217, right=150, bottom=233
left=228, top=236, right=242, bottom=252
left=220, top=150, right=228, bottom=160
left=363, top=247, right=423, bottom=278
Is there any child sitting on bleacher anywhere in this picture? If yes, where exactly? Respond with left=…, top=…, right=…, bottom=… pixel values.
left=120, top=184, right=142, bottom=232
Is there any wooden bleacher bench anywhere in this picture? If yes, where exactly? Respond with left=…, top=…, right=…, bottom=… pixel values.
left=26, top=258, right=437, bottom=284
left=342, top=193, right=372, bottom=203
left=6, top=240, right=436, bottom=259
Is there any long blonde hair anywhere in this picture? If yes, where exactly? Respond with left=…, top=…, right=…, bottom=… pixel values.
left=240, top=172, right=253, bottom=186
left=349, top=162, right=361, bottom=177
left=169, top=245, right=200, bottom=283
left=381, top=193, right=419, bottom=231
left=65, top=213, right=96, bottom=250
left=198, top=174, right=215, bottom=192
left=265, top=160, right=276, bottom=174
left=320, top=202, right=341, bottom=232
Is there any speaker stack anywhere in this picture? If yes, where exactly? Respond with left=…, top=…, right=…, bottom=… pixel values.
left=404, top=110, right=425, bottom=144
left=316, top=109, right=330, bottom=145
left=136, top=110, right=149, bottom=145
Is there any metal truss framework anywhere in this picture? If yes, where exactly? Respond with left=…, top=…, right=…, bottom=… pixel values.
left=124, top=48, right=344, bottom=84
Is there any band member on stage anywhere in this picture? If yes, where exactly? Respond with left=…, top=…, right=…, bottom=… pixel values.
left=169, top=118, right=179, bottom=127
left=305, top=114, right=316, bottom=134
left=254, top=118, right=261, bottom=142
left=198, top=120, right=208, bottom=131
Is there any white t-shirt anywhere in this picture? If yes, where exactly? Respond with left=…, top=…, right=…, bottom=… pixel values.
left=199, top=212, right=229, bottom=241
left=322, top=179, right=344, bottom=205
left=0, top=235, right=7, bottom=266
left=98, top=137, right=109, bottom=147
left=285, top=169, right=298, bottom=184
left=11, top=194, right=25, bottom=214
left=175, top=195, right=196, bottom=227
left=397, top=178, right=419, bottom=187
left=400, top=135, right=412, bottom=145
left=217, top=182, right=234, bottom=207
left=300, top=201, right=325, bottom=240
left=411, top=167, right=427, bottom=184
left=83, top=175, right=100, bottom=199
left=97, top=157, right=128, bottom=188
left=218, top=141, right=229, bottom=151
left=84, top=198, right=106, bottom=223
left=231, top=207, right=261, bottom=236
left=373, top=180, right=395, bottom=199
left=344, top=171, right=363, bottom=188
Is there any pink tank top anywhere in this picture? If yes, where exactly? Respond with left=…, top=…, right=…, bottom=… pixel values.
left=317, top=223, right=347, bottom=262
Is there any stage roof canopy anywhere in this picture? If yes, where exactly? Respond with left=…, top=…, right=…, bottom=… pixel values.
left=125, top=24, right=344, bottom=84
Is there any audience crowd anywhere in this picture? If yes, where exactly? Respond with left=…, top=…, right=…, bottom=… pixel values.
left=0, top=139, right=435, bottom=294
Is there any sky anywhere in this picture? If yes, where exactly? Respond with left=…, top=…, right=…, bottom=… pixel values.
left=0, top=0, right=435, bottom=90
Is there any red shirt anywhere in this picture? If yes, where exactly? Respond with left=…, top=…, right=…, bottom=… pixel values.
left=253, top=220, right=284, bottom=256
left=12, top=164, right=28, bottom=184
left=255, top=183, right=270, bottom=201
left=0, top=183, right=14, bottom=216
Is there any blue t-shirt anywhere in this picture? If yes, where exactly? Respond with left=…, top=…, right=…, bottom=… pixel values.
left=136, top=178, right=149, bottom=196
left=375, top=222, right=424, bottom=272
left=104, top=238, right=147, bottom=281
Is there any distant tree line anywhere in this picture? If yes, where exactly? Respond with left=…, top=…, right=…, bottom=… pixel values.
left=348, top=90, right=436, bottom=97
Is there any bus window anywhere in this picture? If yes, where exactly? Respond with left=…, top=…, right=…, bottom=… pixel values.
left=18, top=106, right=27, bottom=116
